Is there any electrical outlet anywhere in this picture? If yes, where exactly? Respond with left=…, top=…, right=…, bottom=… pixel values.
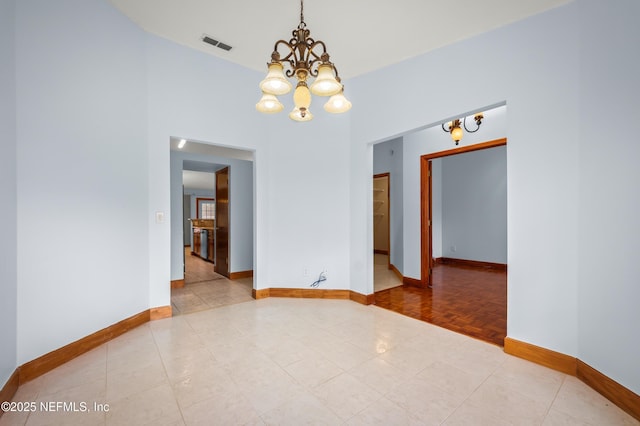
left=303, top=267, right=309, bottom=277
left=450, top=245, right=457, bottom=253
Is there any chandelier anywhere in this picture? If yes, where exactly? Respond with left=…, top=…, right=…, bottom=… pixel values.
left=442, top=113, right=484, bottom=145
left=256, top=0, right=351, bottom=122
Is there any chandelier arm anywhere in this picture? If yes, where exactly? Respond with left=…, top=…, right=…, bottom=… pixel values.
left=307, top=40, right=328, bottom=58
left=273, top=40, right=296, bottom=62
left=442, top=122, right=451, bottom=132
left=304, top=40, right=331, bottom=77
left=272, top=40, right=333, bottom=78
left=306, top=57, right=324, bottom=77
left=463, top=117, right=481, bottom=133
left=272, top=40, right=298, bottom=76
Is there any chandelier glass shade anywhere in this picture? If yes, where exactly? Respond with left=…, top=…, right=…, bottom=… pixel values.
left=310, top=64, right=343, bottom=96
left=259, top=63, right=293, bottom=96
left=255, top=93, right=284, bottom=114
left=256, top=0, right=351, bottom=121
left=323, top=89, right=352, bottom=114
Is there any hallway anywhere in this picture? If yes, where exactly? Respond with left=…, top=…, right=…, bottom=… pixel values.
left=171, top=248, right=253, bottom=315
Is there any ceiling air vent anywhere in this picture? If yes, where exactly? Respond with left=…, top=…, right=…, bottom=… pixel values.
left=202, top=35, right=232, bottom=52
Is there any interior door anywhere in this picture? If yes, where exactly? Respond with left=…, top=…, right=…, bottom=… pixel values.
left=421, top=159, right=433, bottom=287
left=215, top=167, right=230, bottom=277
left=373, top=174, right=390, bottom=257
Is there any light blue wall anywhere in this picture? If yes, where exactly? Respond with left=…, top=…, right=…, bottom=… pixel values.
left=373, top=138, right=404, bottom=272
left=170, top=151, right=254, bottom=280
left=15, top=0, right=149, bottom=363
left=145, top=33, right=266, bottom=307
left=264, top=117, right=352, bottom=288
left=351, top=5, right=580, bottom=359
left=5, top=0, right=639, bottom=399
left=577, top=0, right=640, bottom=394
left=350, top=0, right=640, bottom=394
left=441, top=147, right=507, bottom=264
left=0, top=0, right=18, bottom=387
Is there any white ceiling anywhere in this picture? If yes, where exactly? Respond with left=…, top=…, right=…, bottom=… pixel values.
left=108, top=0, right=570, bottom=79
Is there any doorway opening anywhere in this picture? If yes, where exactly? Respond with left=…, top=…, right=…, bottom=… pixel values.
left=170, top=140, right=255, bottom=315
left=420, top=138, right=507, bottom=287
left=374, top=137, right=508, bottom=346
left=182, top=165, right=218, bottom=283
left=373, top=173, right=402, bottom=292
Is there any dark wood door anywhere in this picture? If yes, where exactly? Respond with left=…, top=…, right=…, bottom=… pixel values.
left=215, top=167, right=230, bottom=277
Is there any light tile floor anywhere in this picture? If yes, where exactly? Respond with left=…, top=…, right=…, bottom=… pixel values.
left=174, top=252, right=395, bottom=316
left=173, top=247, right=254, bottom=315
left=172, top=277, right=254, bottom=315
left=2, top=299, right=637, bottom=425
left=374, top=254, right=402, bottom=292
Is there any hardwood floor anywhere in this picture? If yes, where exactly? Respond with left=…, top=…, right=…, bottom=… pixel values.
left=374, top=264, right=507, bottom=346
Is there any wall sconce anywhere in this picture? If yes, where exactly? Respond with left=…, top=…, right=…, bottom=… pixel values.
left=442, top=113, right=484, bottom=145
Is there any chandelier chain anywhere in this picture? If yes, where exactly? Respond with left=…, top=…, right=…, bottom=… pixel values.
left=299, top=0, right=306, bottom=29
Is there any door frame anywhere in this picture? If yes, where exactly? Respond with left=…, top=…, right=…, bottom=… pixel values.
left=214, top=166, right=230, bottom=277
left=420, top=138, right=507, bottom=287
left=373, top=173, right=391, bottom=268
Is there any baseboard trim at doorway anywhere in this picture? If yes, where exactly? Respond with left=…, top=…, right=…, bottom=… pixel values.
left=252, top=288, right=374, bottom=305
left=252, top=288, right=269, bottom=299
left=504, top=337, right=640, bottom=421
left=150, top=305, right=172, bottom=320
left=349, top=291, right=375, bottom=305
left=504, top=337, right=576, bottom=375
left=403, top=276, right=424, bottom=288
left=229, top=270, right=253, bottom=280
left=436, top=257, right=507, bottom=272
left=171, top=279, right=185, bottom=289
